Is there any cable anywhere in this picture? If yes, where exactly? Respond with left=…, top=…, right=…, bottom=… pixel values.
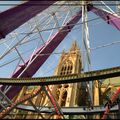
left=18, top=17, right=100, bottom=34
left=0, top=48, right=35, bottom=68
left=91, top=40, right=120, bottom=50
left=34, top=39, right=120, bottom=56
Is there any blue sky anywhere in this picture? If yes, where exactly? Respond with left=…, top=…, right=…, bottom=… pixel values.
left=0, top=1, right=120, bottom=78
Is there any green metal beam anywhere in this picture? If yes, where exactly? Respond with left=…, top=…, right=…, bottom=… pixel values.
left=0, top=66, right=120, bottom=85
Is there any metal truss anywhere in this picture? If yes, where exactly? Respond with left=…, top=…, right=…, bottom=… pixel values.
left=0, top=86, right=65, bottom=119
left=0, top=90, right=12, bottom=111
left=16, top=104, right=119, bottom=115
left=1, top=86, right=120, bottom=119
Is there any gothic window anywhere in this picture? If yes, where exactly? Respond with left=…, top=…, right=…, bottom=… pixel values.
left=68, top=66, right=70, bottom=70
left=60, top=60, right=73, bottom=75
left=61, top=66, right=64, bottom=71
left=64, top=66, right=67, bottom=71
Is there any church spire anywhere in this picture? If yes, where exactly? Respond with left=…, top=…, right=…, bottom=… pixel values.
left=70, top=41, right=79, bottom=53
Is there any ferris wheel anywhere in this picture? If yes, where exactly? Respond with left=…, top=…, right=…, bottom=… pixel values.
left=0, top=0, right=120, bottom=119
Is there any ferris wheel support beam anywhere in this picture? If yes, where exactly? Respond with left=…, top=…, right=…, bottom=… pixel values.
left=14, top=47, right=26, bottom=65
left=81, top=1, right=93, bottom=106
left=0, top=0, right=55, bottom=39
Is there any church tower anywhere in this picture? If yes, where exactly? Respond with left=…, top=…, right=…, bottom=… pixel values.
left=48, top=41, right=82, bottom=107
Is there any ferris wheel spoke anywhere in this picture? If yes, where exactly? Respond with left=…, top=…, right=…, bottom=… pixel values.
left=0, top=47, right=34, bottom=68
left=100, top=1, right=115, bottom=14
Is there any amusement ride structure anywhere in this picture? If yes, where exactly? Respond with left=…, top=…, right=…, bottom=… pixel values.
left=0, top=0, right=120, bottom=119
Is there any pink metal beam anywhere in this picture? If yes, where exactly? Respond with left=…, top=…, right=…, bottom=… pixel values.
left=89, top=5, right=120, bottom=30
left=0, top=0, right=55, bottom=39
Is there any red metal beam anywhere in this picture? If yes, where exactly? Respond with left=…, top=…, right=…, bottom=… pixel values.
left=101, top=87, right=120, bottom=119
left=0, top=0, right=55, bottom=39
